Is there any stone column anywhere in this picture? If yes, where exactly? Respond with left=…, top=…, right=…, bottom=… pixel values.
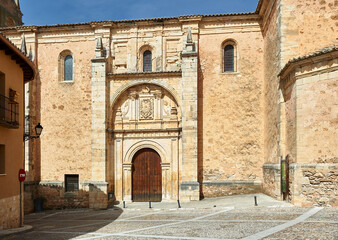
left=161, top=163, right=171, bottom=200
left=179, top=27, right=199, bottom=201
left=122, top=163, right=132, bottom=201
left=90, top=37, right=108, bottom=209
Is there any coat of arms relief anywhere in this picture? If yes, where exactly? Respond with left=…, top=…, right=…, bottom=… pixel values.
left=139, top=98, right=154, bottom=120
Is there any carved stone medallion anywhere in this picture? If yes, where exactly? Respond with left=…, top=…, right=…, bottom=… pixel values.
left=139, top=98, right=154, bottom=120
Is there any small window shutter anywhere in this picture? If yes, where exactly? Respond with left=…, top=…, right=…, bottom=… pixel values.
left=64, top=55, right=73, bottom=81
left=224, top=45, right=234, bottom=72
left=143, top=50, right=152, bottom=72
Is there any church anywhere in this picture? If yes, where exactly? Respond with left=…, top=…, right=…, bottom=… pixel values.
left=1, top=0, right=337, bottom=213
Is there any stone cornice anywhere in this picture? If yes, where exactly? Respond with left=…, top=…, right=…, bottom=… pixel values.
left=279, top=46, right=338, bottom=89
left=0, top=13, right=258, bottom=32
left=91, top=57, right=106, bottom=63
left=109, top=128, right=182, bottom=133
left=107, top=70, right=182, bottom=79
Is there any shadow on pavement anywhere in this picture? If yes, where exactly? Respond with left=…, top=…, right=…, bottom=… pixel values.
left=4, top=207, right=123, bottom=240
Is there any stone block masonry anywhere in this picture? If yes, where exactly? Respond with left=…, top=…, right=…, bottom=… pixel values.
left=202, top=181, right=262, bottom=198
left=0, top=195, right=20, bottom=230
left=290, top=164, right=337, bottom=207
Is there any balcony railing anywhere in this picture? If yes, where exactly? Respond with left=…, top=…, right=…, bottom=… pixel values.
left=0, top=93, right=19, bottom=129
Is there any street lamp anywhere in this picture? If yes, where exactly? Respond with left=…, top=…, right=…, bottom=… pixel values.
left=34, top=123, right=43, bottom=137
left=24, top=122, right=43, bottom=141
left=21, top=122, right=43, bottom=227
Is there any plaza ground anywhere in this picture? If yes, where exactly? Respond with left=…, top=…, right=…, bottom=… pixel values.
left=1, top=194, right=337, bottom=240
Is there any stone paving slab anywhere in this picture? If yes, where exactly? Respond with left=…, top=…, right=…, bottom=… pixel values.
left=263, top=222, right=338, bottom=240
left=134, top=221, right=282, bottom=239
left=116, top=193, right=293, bottom=210
left=307, top=208, right=338, bottom=221
left=2, top=194, right=337, bottom=240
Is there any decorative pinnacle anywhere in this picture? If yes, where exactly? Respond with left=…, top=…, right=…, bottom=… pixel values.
left=96, top=37, right=103, bottom=50
left=21, top=34, right=27, bottom=55
left=187, top=27, right=193, bottom=44
left=28, top=46, right=33, bottom=61
left=16, top=0, right=20, bottom=9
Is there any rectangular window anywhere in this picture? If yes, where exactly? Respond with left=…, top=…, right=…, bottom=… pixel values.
left=0, top=145, right=5, bottom=174
left=65, top=174, right=79, bottom=192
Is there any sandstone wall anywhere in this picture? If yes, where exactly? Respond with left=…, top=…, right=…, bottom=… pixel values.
left=295, top=72, right=337, bottom=165
left=260, top=0, right=282, bottom=199
left=37, top=33, right=96, bottom=182
left=280, top=50, right=338, bottom=206
left=280, top=0, right=338, bottom=65
left=198, top=16, right=264, bottom=197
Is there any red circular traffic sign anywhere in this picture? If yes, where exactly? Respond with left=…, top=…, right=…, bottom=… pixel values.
left=18, top=169, right=26, bottom=182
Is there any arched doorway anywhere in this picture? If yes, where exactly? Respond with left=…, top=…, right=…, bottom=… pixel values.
left=132, top=148, right=162, bottom=202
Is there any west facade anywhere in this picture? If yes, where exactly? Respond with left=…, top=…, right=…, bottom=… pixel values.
left=0, top=0, right=336, bottom=211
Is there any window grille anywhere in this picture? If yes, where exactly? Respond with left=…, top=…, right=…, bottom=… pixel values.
left=65, top=174, right=79, bottom=192
left=224, top=45, right=234, bottom=72
left=143, top=50, right=152, bottom=72
left=64, top=55, right=73, bottom=81
left=0, top=94, right=19, bottom=128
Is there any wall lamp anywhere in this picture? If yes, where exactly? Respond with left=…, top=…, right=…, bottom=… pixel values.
left=24, top=122, right=43, bottom=141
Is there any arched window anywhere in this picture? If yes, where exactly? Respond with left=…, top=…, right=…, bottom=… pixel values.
left=64, top=55, right=73, bottom=81
left=58, top=50, right=74, bottom=82
left=143, top=50, right=152, bottom=72
left=224, top=45, right=234, bottom=72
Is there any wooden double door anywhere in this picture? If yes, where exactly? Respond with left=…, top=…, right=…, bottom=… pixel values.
left=132, top=148, right=162, bottom=202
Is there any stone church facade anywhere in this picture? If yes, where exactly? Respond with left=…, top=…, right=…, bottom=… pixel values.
left=1, top=0, right=337, bottom=210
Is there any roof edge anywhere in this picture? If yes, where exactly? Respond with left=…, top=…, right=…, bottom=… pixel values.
left=0, top=12, right=258, bottom=30
left=0, top=32, right=36, bottom=82
left=279, top=45, right=338, bottom=78
left=256, top=0, right=264, bottom=13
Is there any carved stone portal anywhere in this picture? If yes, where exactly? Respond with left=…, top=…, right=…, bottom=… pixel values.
left=140, top=98, right=154, bottom=120
left=112, top=84, right=181, bottom=130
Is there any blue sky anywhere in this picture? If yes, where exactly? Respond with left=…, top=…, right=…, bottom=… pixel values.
left=20, top=0, right=259, bottom=26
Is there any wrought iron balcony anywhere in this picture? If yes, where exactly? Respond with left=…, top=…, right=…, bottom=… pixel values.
left=0, top=93, right=19, bottom=129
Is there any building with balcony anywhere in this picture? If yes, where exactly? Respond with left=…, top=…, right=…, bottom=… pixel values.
left=0, top=32, right=35, bottom=230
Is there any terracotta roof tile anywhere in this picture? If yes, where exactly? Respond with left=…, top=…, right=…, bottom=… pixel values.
left=279, top=45, right=338, bottom=77
left=0, top=12, right=257, bottom=30
left=0, top=31, right=36, bottom=82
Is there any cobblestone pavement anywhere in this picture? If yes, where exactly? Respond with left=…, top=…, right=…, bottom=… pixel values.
left=2, top=206, right=337, bottom=240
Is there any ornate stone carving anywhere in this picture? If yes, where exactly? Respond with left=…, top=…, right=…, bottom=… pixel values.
left=141, top=85, right=151, bottom=94
left=170, top=106, right=178, bottom=120
left=128, top=89, right=138, bottom=99
left=121, top=100, right=129, bottom=118
left=116, top=107, right=122, bottom=121
left=140, top=98, right=154, bottom=120
left=163, top=100, right=171, bottom=117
